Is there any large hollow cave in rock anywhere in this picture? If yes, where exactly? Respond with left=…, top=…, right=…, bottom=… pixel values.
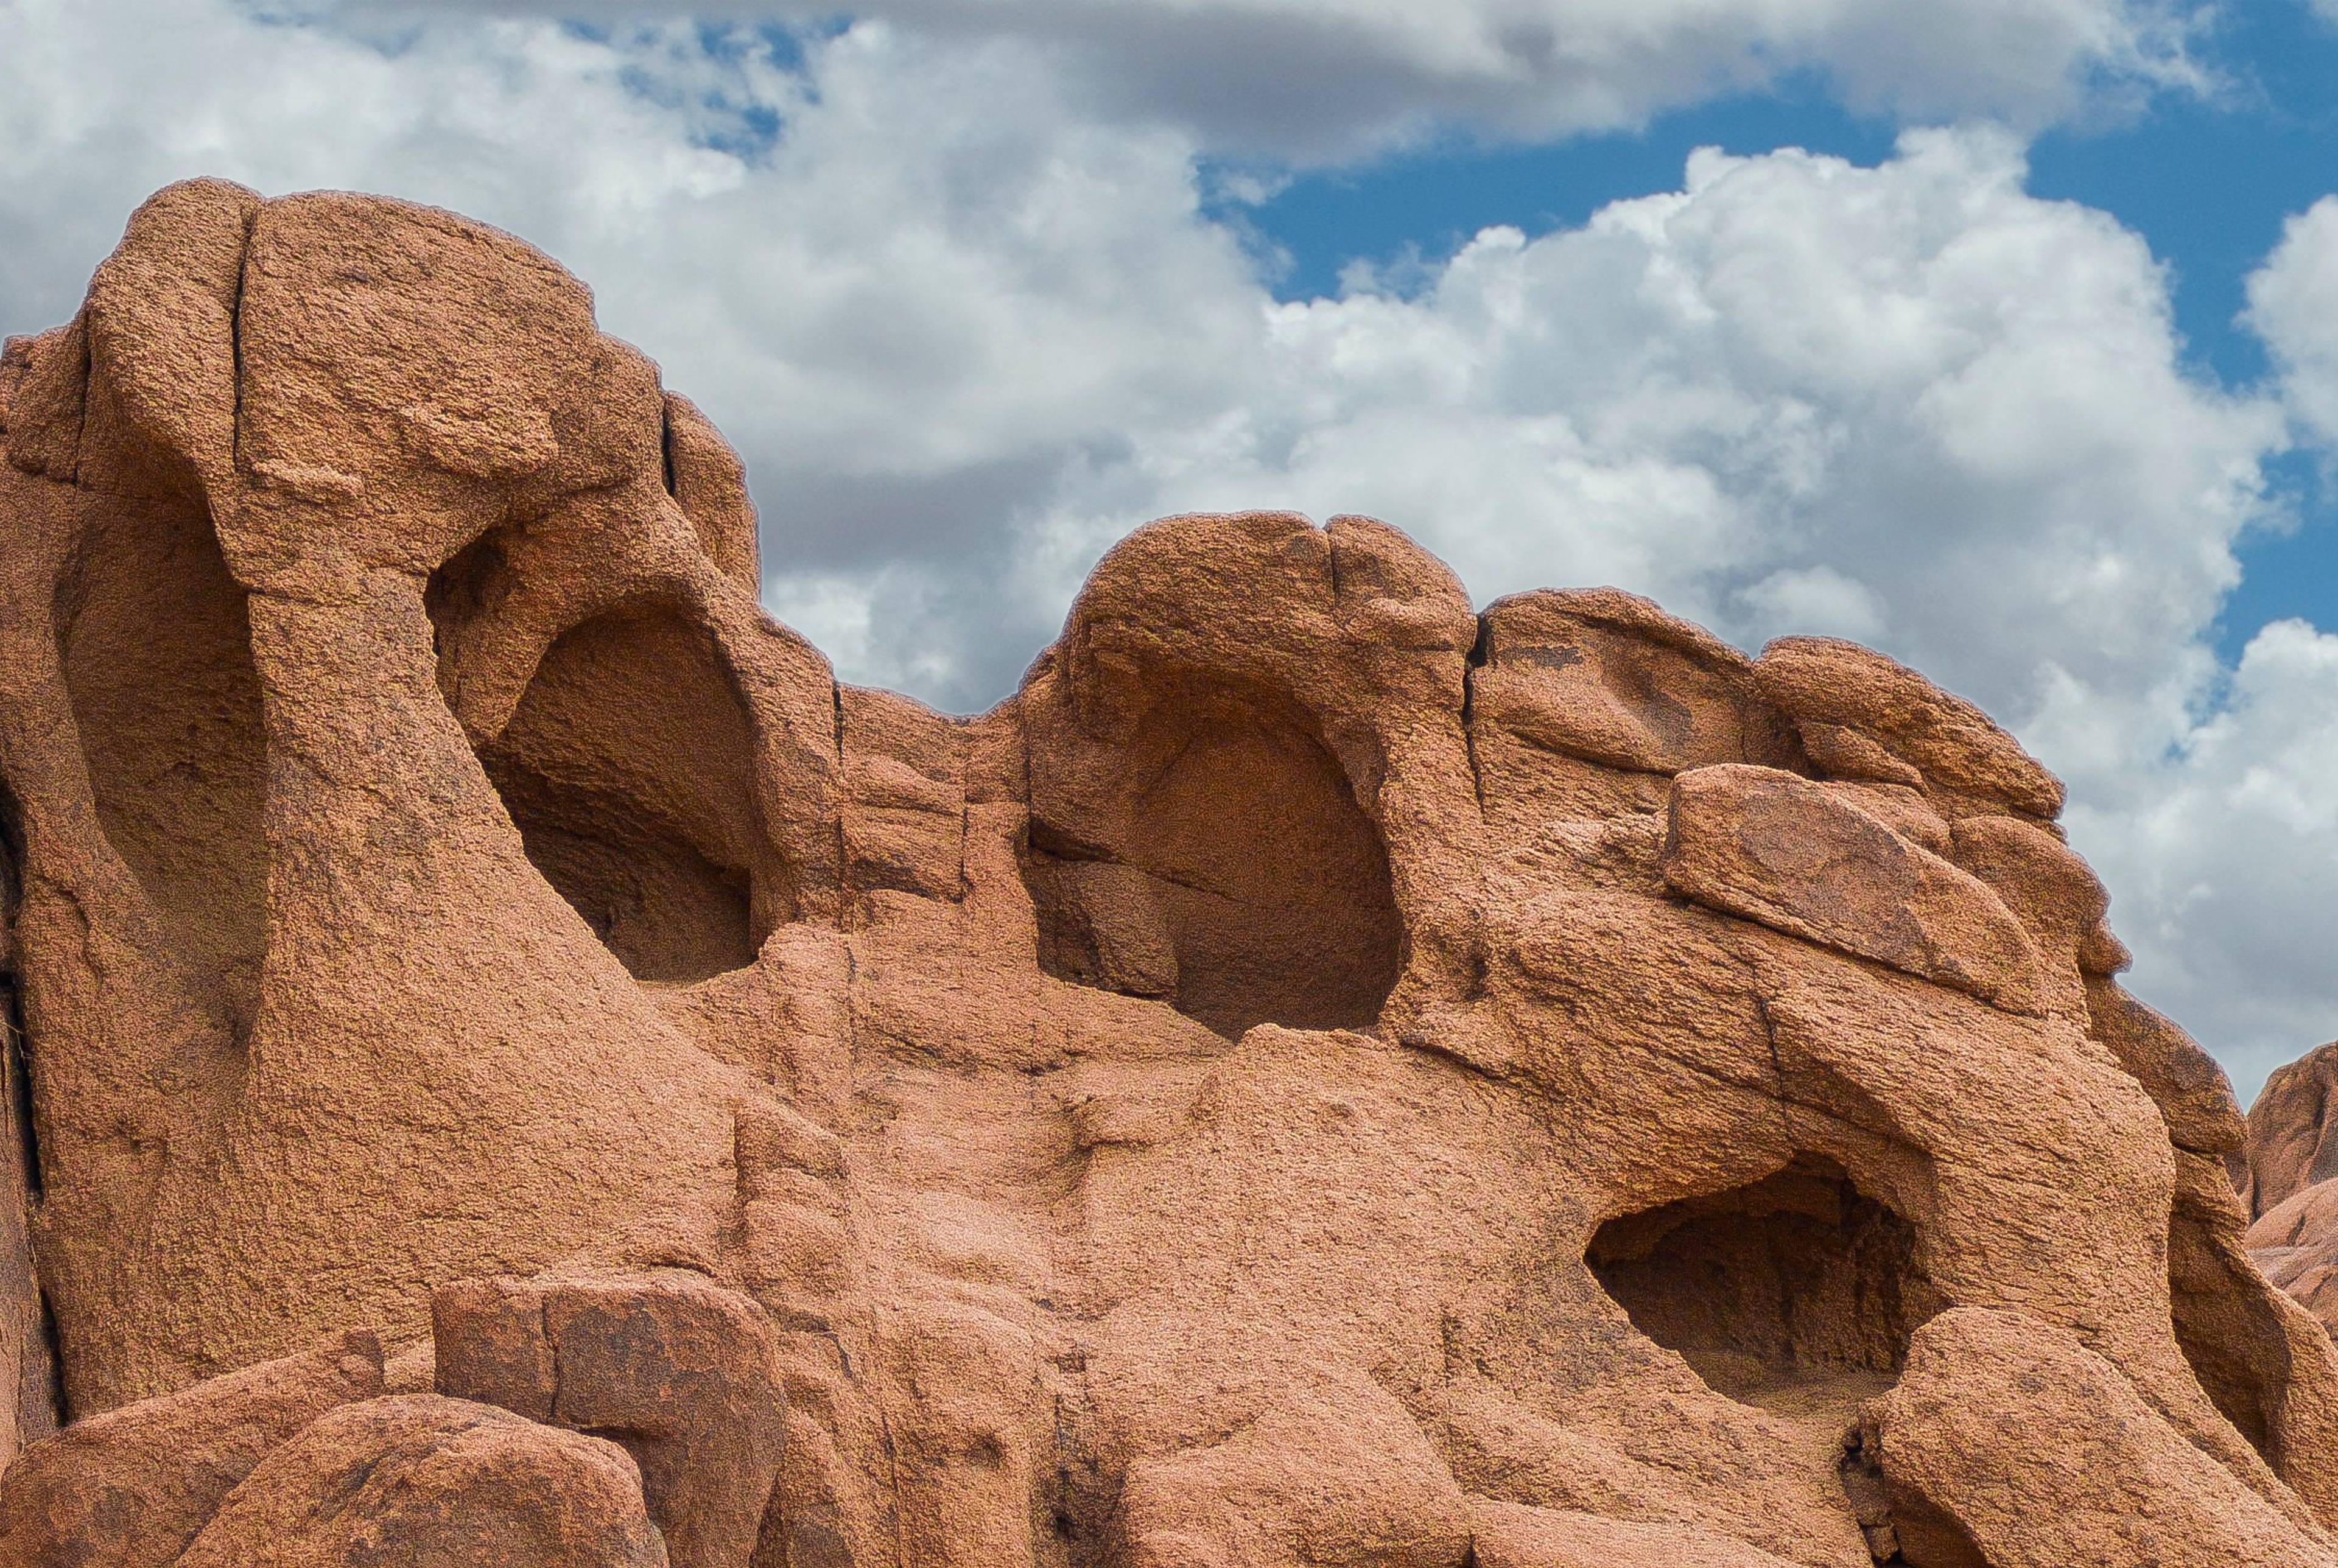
left=55, top=497, right=267, bottom=1024
left=1025, top=677, right=1403, bottom=1038
left=1587, top=1154, right=1945, bottom=1413
left=462, top=596, right=783, bottom=985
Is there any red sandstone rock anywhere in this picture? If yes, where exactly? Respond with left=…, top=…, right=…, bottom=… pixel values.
left=2248, top=1041, right=2338, bottom=1219
left=0, top=180, right=2327, bottom=1568
left=0, top=1332, right=380, bottom=1568
left=1867, top=1307, right=2338, bottom=1565
left=2250, top=1182, right=2338, bottom=1329
left=434, top=1269, right=785, bottom=1568
left=1755, top=635, right=2066, bottom=819
left=1660, top=763, right=2047, bottom=1013
left=174, top=1395, right=669, bottom=1568
left=1468, top=1500, right=1802, bottom=1567
left=1471, top=587, right=1796, bottom=777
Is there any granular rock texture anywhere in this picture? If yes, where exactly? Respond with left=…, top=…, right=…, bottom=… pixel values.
left=2240, top=1043, right=2338, bottom=1339
left=0, top=180, right=2329, bottom=1566
left=2249, top=1042, right=2338, bottom=1221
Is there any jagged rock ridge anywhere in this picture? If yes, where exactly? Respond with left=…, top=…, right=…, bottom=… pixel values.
left=0, top=179, right=2331, bottom=1566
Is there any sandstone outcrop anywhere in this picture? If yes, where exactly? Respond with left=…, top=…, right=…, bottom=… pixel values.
left=175, top=1396, right=672, bottom=1568
left=0, top=180, right=2324, bottom=1566
left=2250, top=1041, right=2338, bottom=1219
left=2233, top=1042, right=2338, bottom=1347
left=0, top=1332, right=382, bottom=1567
left=434, top=1270, right=788, bottom=1568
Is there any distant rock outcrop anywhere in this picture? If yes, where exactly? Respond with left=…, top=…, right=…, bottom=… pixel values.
left=0, top=180, right=2330, bottom=1566
left=2239, top=1043, right=2338, bottom=1343
left=2249, top=1042, right=2338, bottom=1220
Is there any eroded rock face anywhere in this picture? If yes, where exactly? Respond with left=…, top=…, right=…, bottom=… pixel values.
left=0, top=1332, right=381, bottom=1568
left=175, top=1395, right=672, bottom=1568
left=434, top=1270, right=786, bottom=1568
left=2233, top=1043, right=2338, bottom=1353
left=0, top=180, right=2326, bottom=1566
left=2249, top=1042, right=2338, bottom=1220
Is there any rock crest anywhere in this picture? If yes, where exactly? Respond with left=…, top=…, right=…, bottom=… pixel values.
left=0, top=181, right=2326, bottom=1566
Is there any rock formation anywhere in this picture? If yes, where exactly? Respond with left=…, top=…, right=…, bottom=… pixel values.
left=0, top=179, right=2329, bottom=1566
left=2239, top=1043, right=2338, bottom=1340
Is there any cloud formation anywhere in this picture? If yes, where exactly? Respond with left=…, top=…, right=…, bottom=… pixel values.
left=407, top=0, right=2210, bottom=157
left=0, top=0, right=2329, bottom=1088
left=2250, top=195, right=2338, bottom=448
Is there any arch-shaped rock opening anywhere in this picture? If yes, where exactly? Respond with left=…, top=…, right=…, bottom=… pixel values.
left=1025, top=677, right=1401, bottom=1038
left=471, top=599, right=784, bottom=985
left=55, top=497, right=267, bottom=1024
left=1587, top=1154, right=1943, bottom=1412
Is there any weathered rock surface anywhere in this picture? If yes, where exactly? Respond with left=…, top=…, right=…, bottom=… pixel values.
left=0, top=1332, right=381, bottom=1568
left=1866, top=1307, right=2336, bottom=1566
left=1659, top=764, right=2046, bottom=1013
left=174, top=1395, right=670, bottom=1568
left=0, top=180, right=2323, bottom=1567
left=434, top=1270, right=785, bottom=1568
left=2249, top=1041, right=2338, bottom=1219
left=2234, top=1043, right=2338, bottom=1345
left=2248, top=1182, right=2338, bottom=1329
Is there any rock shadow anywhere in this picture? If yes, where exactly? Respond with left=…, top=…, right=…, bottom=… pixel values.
left=1025, top=676, right=1401, bottom=1038
left=465, top=597, right=781, bottom=985
left=1587, top=1153, right=1944, bottom=1413
left=55, top=498, right=266, bottom=1024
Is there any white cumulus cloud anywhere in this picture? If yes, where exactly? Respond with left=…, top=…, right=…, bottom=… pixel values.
left=2071, top=620, right=2338, bottom=1093
left=2248, top=195, right=2338, bottom=449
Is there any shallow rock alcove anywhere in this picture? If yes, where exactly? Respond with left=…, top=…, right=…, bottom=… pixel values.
left=1026, top=674, right=1402, bottom=1037
left=1587, top=1153, right=1944, bottom=1411
left=55, top=499, right=267, bottom=1020
left=471, top=599, right=776, bottom=985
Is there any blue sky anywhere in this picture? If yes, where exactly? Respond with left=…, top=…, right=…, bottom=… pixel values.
left=1234, top=6, right=2338, bottom=663
left=0, top=0, right=2333, bottom=1094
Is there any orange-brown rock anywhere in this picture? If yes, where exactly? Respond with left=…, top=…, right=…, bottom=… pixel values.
left=2248, top=1182, right=2338, bottom=1329
left=174, top=1395, right=669, bottom=1568
left=2248, top=1041, right=2338, bottom=1219
left=0, top=180, right=2322, bottom=1567
left=434, top=1270, right=785, bottom=1568
left=1659, top=763, right=2047, bottom=1013
left=0, top=1332, right=380, bottom=1568
left=1866, top=1308, right=2336, bottom=1566
left=2227, top=1043, right=2338, bottom=1349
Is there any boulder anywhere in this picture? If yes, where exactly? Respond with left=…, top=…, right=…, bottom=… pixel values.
left=434, top=1270, right=785, bottom=1568
left=1660, top=763, right=2045, bottom=1013
left=174, top=1395, right=669, bottom=1568
left=0, top=1332, right=380, bottom=1568
left=1755, top=635, right=2065, bottom=819
left=1866, top=1307, right=2335, bottom=1566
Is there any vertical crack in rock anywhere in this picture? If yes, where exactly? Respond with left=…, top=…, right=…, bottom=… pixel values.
left=1461, top=611, right=1492, bottom=816
left=0, top=785, right=57, bottom=1449
left=227, top=209, right=252, bottom=475
left=658, top=401, right=678, bottom=499
left=0, top=983, right=38, bottom=1205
